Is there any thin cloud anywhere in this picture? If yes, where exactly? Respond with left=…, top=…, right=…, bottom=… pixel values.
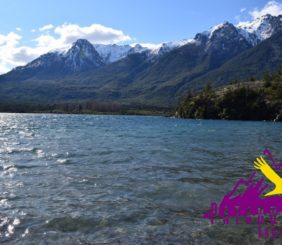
left=240, top=8, right=246, bottom=13
left=39, top=24, right=54, bottom=32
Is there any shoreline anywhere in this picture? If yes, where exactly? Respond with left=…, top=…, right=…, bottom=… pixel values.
left=0, top=110, right=281, bottom=122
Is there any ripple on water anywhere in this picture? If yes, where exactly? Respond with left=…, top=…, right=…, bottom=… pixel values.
left=2, top=147, right=37, bottom=155
left=56, top=159, right=71, bottom=164
left=2, top=165, right=18, bottom=177
left=19, top=131, right=34, bottom=138
left=35, top=149, right=45, bottom=158
left=0, top=216, right=21, bottom=240
left=0, top=199, right=10, bottom=208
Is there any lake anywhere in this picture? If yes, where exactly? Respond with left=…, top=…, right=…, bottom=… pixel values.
left=0, top=113, right=281, bottom=244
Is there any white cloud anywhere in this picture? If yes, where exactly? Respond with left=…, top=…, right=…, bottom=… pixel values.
left=54, top=23, right=131, bottom=45
left=240, top=8, right=246, bottom=13
left=0, top=32, right=23, bottom=73
left=0, top=32, right=22, bottom=48
left=39, top=24, right=54, bottom=32
left=16, top=27, right=22, bottom=32
left=32, top=23, right=132, bottom=54
left=0, top=23, right=132, bottom=74
left=249, top=1, right=282, bottom=19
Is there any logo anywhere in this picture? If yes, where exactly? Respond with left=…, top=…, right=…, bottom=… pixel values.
left=203, top=149, right=282, bottom=239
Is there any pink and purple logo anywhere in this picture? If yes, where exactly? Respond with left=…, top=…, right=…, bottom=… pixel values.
left=203, top=149, right=282, bottom=239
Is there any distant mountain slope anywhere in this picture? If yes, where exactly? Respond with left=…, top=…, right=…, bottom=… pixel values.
left=187, top=30, right=282, bottom=90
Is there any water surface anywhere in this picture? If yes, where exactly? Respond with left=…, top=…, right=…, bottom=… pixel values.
left=0, top=113, right=281, bottom=244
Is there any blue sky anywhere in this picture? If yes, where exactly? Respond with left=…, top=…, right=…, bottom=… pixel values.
left=0, top=0, right=281, bottom=73
left=0, top=0, right=275, bottom=43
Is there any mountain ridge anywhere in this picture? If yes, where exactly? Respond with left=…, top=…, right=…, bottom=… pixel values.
left=5, top=13, right=282, bottom=78
left=1, top=14, right=282, bottom=108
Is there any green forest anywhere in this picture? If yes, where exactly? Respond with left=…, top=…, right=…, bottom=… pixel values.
left=177, top=70, right=282, bottom=121
left=1, top=69, right=282, bottom=121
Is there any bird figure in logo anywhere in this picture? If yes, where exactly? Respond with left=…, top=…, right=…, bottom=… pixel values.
left=254, top=156, right=282, bottom=196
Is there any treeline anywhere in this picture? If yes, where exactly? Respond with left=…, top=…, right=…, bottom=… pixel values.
left=0, top=101, right=169, bottom=116
left=177, top=70, right=282, bottom=121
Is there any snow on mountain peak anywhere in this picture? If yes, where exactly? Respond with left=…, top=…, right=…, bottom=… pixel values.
left=94, top=39, right=194, bottom=62
left=203, top=21, right=240, bottom=39
left=237, top=14, right=282, bottom=41
left=63, top=39, right=104, bottom=71
left=128, top=44, right=150, bottom=54
left=208, top=22, right=229, bottom=37
left=93, top=44, right=132, bottom=63
left=149, top=39, right=195, bottom=55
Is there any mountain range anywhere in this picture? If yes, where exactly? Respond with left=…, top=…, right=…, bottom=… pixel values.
left=1, top=14, right=282, bottom=108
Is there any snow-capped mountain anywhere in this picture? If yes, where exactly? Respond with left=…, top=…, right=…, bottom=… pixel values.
left=192, top=14, right=282, bottom=48
left=92, top=14, right=282, bottom=61
left=237, top=14, right=282, bottom=44
left=148, top=14, right=282, bottom=57
left=191, top=21, right=253, bottom=70
left=14, top=39, right=194, bottom=75
left=93, top=42, right=185, bottom=64
left=7, top=14, right=282, bottom=79
left=64, top=39, right=104, bottom=71
left=14, top=39, right=104, bottom=75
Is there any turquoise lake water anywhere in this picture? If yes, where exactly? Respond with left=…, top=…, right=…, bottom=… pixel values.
left=0, top=113, right=281, bottom=244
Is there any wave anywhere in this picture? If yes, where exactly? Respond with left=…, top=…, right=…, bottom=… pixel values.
left=56, top=159, right=71, bottom=164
